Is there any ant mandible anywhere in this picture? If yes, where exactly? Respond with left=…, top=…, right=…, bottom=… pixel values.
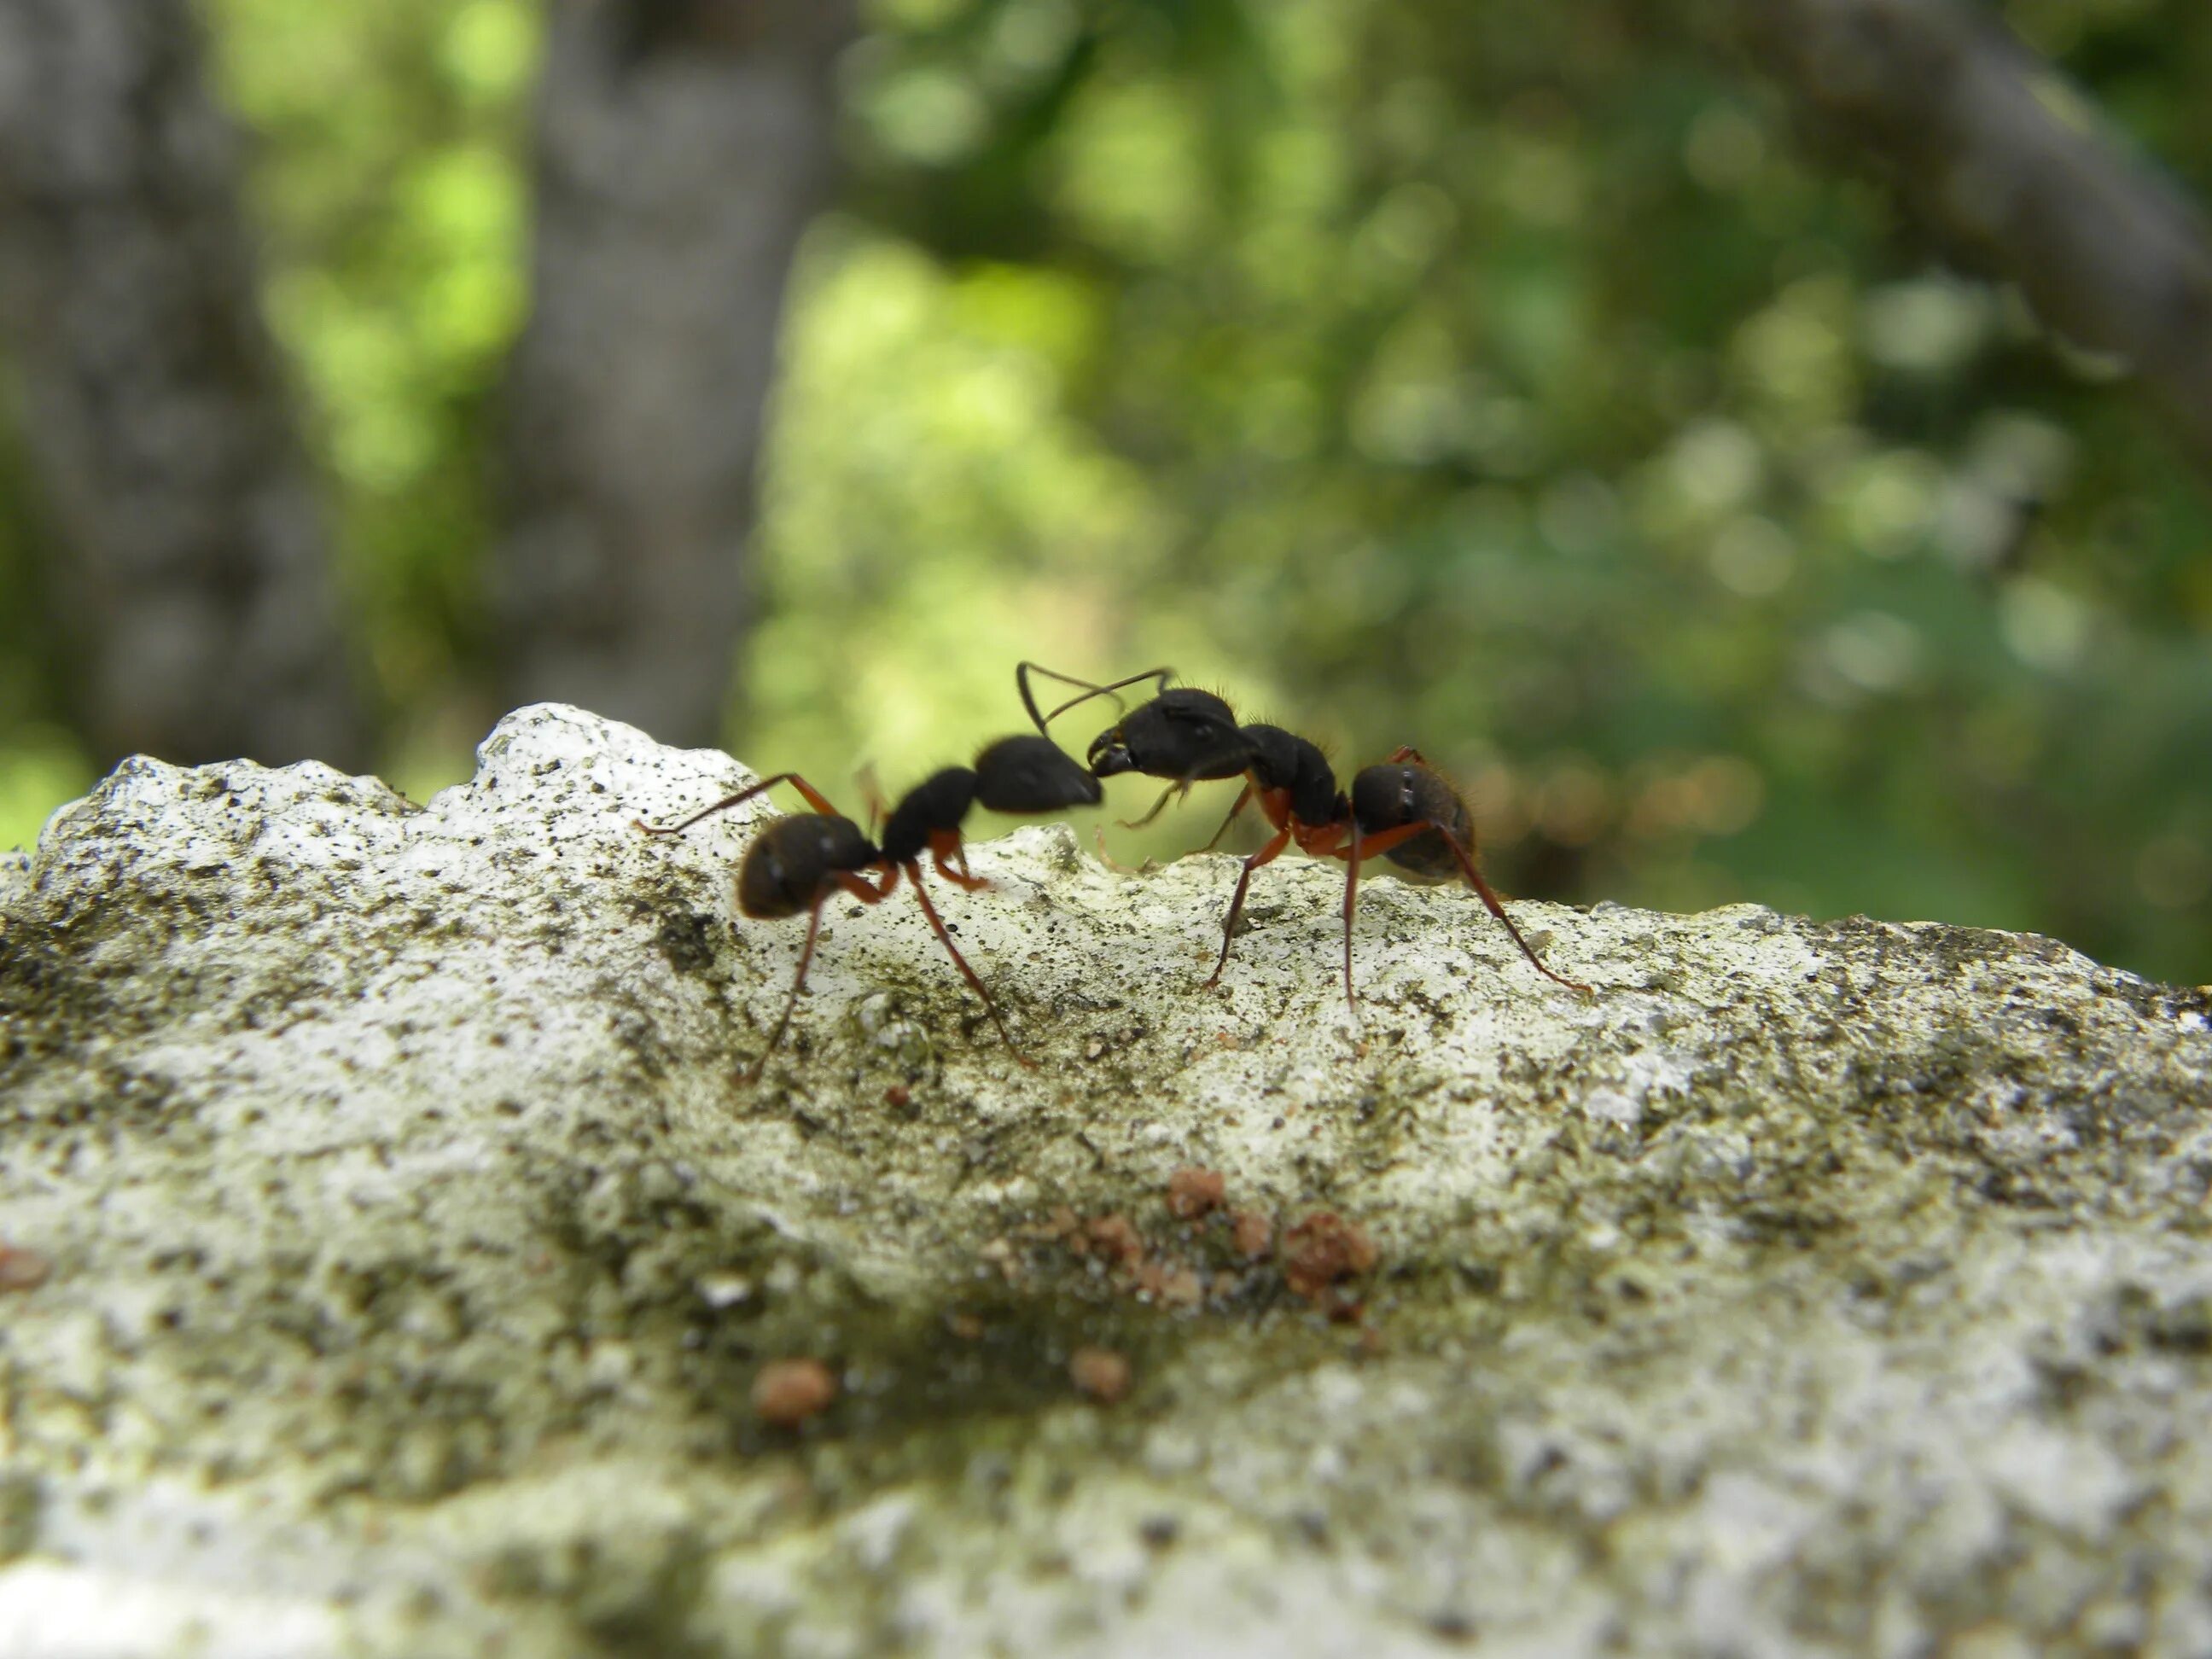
left=637, top=673, right=1101, bottom=1077
left=1024, top=663, right=1592, bottom=1016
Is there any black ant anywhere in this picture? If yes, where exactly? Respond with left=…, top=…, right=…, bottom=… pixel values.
left=1025, top=664, right=1592, bottom=1015
left=636, top=672, right=1101, bottom=1076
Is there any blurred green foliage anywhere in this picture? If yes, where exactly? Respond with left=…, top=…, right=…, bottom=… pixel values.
left=3, top=0, right=2209, bottom=987
left=207, top=0, right=537, bottom=775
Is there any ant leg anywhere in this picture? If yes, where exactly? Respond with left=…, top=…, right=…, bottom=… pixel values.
left=745, top=869, right=897, bottom=1080
left=1091, top=825, right=1158, bottom=876
left=1342, top=816, right=1363, bottom=1018
left=1379, top=746, right=1432, bottom=768
left=836, top=867, right=899, bottom=902
left=1325, top=823, right=1424, bottom=862
left=1202, top=824, right=1293, bottom=988
left=1192, top=782, right=1254, bottom=853
left=1117, top=780, right=1190, bottom=831
left=930, top=830, right=989, bottom=892
left=904, top=863, right=1034, bottom=1068
left=1434, top=830, right=1592, bottom=994
left=637, top=771, right=843, bottom=836
left=854, top=763, right=888, bottom=838
left=1340, top=822, right=1592, bottom=994
left=777, top=774, right=847, bottom=818
left=746, top=898, right=826, bottom=1082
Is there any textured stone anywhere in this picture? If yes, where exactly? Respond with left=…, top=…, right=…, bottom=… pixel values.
left=1, top=703, right=2208, bottom=1656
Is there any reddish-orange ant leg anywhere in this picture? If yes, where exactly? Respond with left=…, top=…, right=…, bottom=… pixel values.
left=1201, top=823, right=1294, bottom=987
left=748, top=903, right=827, bottom=1079
left=928, top=829, right=989, bottom=892
left=854, top=763, right=888, bottom=838
left=635, top=771, right=844, bottom=838
left=746, top=866, right=896, bottom=1081
left=1192, top=782, right=1256, bottom=854
left=1091, top=825, right=1155, bottom=875
left=1117, top=779, right=1193, bottom=831
left=901, top=863, right=1035, bottom=1067
left=1330, top=816, right=1371, bottom=1016
left=1330, top=819, right=1592, bottom=1000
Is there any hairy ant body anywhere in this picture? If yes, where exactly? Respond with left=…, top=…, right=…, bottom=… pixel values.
left=1026, top=664, right=1591, bottom=1014
left=637, top=678, right=1100, bottom=1076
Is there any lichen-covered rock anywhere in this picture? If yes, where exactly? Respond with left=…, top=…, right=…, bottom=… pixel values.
left=1, top=703, right=2209, bottom=1656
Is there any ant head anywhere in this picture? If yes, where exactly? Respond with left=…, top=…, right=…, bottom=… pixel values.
left=1086, top=725, right=1139, bottom=778
left=1087, top=688, right=1249, bottom=783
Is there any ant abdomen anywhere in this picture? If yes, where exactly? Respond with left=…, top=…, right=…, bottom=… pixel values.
left=974, top=736, right=1104, bottom=814
left=738, top=814, right=877, bottom=918
left=1351, top=763, right=1474, bottom=880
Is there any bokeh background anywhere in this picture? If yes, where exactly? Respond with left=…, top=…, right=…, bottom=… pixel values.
left=2, top=0, right=2209, bottom=985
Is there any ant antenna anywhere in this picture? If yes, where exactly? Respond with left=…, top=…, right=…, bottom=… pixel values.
left=1016, top=661, right=1171, bottom=732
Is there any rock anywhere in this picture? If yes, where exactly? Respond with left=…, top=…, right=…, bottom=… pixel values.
left=0, top=702, right=2208, bottom=1656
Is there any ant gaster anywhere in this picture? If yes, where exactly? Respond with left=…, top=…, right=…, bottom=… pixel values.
left=1026, top=663, right=1592, bottom=1014
left=637, top=673, right=1100, bottom=1077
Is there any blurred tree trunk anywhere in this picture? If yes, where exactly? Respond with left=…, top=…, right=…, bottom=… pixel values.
left=490, top=0, right=856, bottom=748
left=0, top=0, right=364, bottom=769
left=1726, top=0, right=2212, bottom=477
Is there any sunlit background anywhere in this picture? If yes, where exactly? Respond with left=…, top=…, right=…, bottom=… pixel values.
left=3, top=0, right=2209, bottom=985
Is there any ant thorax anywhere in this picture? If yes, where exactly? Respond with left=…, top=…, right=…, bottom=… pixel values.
left=879, top=767, right=979, bottom=866
left=1243, top=725, right=1340, bottom=828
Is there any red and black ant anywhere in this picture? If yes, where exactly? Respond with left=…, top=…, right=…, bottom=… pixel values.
left=1026, top=663, right=1592, bottom=1015
left=637, top=672, right=1101, bottom=1076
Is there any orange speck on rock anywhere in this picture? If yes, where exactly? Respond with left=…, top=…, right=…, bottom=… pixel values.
left=1086, top=1214, right=1144, bottom=1266
left=1133, top=1260, right=1205, bottom=1307
left=1069, top=1345, right=1132, bottom=1403
left=1281, top=1212, right=1377, bottom=1302
left=0, top=1246, right=49, bottom=1292
left=752, top=1358, right=836, bottom=1428
left=1166, top=1167, right=1225, bottom=1220
left=1230, top=1210, right=1273, bottom=1260
left=883, top=1085, right=911, bottom=1109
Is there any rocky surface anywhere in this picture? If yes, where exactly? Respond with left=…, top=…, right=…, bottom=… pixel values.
left=1, top=702, right=2209, bottom=1657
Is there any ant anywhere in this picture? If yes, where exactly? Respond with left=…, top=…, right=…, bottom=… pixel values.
left=1024, top=663, right=1592, bottom=1016
left=636, top=671, right=1101, bottom=1077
